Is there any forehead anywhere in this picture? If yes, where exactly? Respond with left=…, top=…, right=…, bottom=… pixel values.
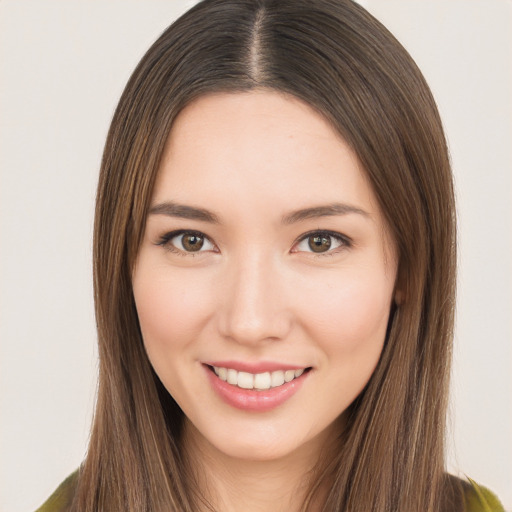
left=153, top=90, right=379, bottom=217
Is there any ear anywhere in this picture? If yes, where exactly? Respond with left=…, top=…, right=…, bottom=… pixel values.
left=394, top=289, right=404, bottom=306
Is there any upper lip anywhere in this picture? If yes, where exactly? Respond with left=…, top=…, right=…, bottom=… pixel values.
left=203, top=360, right=309, bottom=373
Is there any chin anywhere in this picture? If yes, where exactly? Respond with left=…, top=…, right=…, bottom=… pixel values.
left=185, top=413, right=338, bottom=465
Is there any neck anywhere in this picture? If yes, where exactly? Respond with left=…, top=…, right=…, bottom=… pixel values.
left=182, top=419, right=342, bottom=512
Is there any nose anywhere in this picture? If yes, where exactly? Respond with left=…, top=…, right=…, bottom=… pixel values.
left=217, top=252, right=292, bottom=346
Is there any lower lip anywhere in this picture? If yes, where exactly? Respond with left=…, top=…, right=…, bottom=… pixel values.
left=204, top=366, right=309, bottom=412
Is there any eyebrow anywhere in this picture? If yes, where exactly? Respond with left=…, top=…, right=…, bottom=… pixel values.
left=148, top=201, right=220, bottom=223
left=148, top=201, right=369, bottom=224
left=282, top=203, right=370, bottom=224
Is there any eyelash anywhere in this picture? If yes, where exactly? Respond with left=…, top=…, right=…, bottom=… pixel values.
left=156, top=230, right=215, bottom=257
left=156, top=229, right=352, bottom=257
left=292, top=230, right=352, bottom=256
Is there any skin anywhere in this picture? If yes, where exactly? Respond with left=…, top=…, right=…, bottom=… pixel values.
left=132, top=90, right=398, bottom=511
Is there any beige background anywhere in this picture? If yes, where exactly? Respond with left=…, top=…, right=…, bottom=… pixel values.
left=1, top=1, right=510, bottom=510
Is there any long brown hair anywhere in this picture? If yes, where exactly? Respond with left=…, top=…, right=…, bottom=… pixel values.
left=75, top=1, right=457, bottom=510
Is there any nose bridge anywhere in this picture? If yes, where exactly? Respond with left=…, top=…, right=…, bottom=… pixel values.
left=218, top=248, right=290, bottom=345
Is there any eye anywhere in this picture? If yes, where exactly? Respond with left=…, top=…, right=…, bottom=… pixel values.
left=293, top=231, right=350, bottom=254
left=158, top=230, right=216, bottom=254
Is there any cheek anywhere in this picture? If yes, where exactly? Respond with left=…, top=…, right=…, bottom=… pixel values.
left=302, top=267, right=393, bottom=358
left=132, top=266, right=214, bottom=354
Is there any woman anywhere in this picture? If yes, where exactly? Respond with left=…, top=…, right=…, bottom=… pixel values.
left=36, top=0, right=504, bottom=510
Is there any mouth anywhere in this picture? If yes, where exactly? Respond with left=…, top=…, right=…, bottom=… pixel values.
left=204, top=363, right=312, bottom=411
left=207, top=364, right=311, bottom=391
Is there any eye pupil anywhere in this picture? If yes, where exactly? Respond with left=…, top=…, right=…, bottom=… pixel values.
left=308, top=235, right=331, bottom=253
left=183, top=234, right=204, bottom=252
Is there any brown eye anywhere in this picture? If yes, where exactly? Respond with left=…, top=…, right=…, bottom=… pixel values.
left=182, top=233, right=204, bottom=252
left=293, top=231, right=349, bottom=255
left=308, top=234, right=332, bottom=253
left=162, top=231, right=215, bottom=254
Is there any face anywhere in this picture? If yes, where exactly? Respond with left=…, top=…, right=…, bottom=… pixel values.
left=132, top=91, right=398, bottom=463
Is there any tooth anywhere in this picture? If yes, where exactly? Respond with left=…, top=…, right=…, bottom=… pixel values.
left=218, top=367, right=228, bottom=381
left=284, top=370, right=295, bottom=383
left=294, top=368, right=304, bottom=378
left=271, top=370, right=285, bottom=387
left=254, top=372, right=271, bottom=390
left=227, top=368, right=238, bottom=385
left=237, top=371, right=254, bottom=389
left=213, top=366, right=220, bottom=376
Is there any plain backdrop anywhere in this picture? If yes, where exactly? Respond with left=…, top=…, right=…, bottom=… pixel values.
left=1, top=1, right=510, bottom=511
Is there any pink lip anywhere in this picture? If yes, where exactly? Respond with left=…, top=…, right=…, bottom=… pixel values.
left=203, top=365, right=309, bottom=412
left=203, top=360, right=305, bottom=373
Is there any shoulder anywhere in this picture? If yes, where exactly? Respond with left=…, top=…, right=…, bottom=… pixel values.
left=441, top=473, right=505, bottom=512
left=34, top=470, right=505, bottom=512
left=464, top=478, right=505, bottom=512
left=35, top=471, right=78, bottom=512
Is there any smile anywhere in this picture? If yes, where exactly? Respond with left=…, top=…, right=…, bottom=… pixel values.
left=211, top=366, right=306, bottom=390
left=204, top=363, right=311, bottom=411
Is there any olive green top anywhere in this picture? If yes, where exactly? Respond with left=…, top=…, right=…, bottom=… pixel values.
left=464, top=478, right=505, bottom=512
left=36, top=472, right=78, bottom=512
left=36, top=471, right=505, bottom=512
